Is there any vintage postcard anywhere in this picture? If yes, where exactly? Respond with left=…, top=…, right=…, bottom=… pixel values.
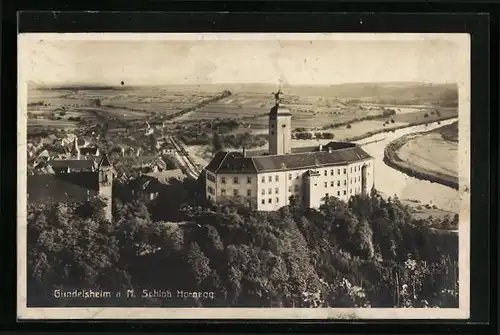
left=17, top=33, right=470, bottom=319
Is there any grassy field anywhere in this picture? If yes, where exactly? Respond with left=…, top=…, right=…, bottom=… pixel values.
left=397, top=133, right=458, bottom=179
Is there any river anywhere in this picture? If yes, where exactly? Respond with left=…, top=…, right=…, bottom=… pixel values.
left=355, top=118, right=459, bottom=213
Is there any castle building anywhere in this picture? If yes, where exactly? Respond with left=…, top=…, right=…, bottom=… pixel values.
left=204, top=90, right=375, bottom=211
left=27, top=153, right=114, bottom=221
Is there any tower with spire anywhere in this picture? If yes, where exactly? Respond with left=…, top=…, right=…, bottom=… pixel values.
left=97, top=153, right=113, bottom=221
left=70, top=137, right=80, bottom=160
left=268, top=84, right=292, bottom=155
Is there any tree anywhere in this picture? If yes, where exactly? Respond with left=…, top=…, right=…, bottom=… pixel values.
left=187, top=242, right=212, bottom=288
left=353, top=219, right=375, bottom=259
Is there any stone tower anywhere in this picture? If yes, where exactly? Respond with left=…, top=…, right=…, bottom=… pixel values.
left=97, top=153, right=113, bottom=221
left=71, top=137, right=80, bottom=160
left=268, top=89, right=292, bottom=155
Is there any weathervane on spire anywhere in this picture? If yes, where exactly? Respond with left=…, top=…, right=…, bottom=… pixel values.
left=273, top=81, right=284, bottom=105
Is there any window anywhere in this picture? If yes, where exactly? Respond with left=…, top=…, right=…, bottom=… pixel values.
left=268, top=198, right=272, bottom=204
left=234, top=189, right=239, bottom=196
left=288, top=173, right=292, bottom=180
left=344, top=180, right=347, bottom=186
left=324, top=182, right=328, bottom=188
left=247, top=176, right=252, bottom=184
left=268, top=188, right=272, bottom=195
left=350, top=189, right=353, bottom=194
left=271, top=124, right=275, bottom=128
left=337, top=181, right=340, bottom=187
left=343, top=168, right=347, bottom=174
left=337, top=191, right=340, bottom=196
left=275, top=188, right=279, bottom=194
left=337, top=169, right=340, bottom=175
left=234, top=177, right=239, bottom=184
left=350, top=167, right=352, bottom=173
left=288, top=186, right=292, bottom=192
left=282, top=124, right=286, bottom=128
left=275, top=175, right=279, bottom=182
left=221, top=189, right=226, bottom=195
left=269, top=176, right=272, bottom=182
left=271, top=131, right=275, bottom=135
left=354, top=177, right=357, bottom=182
left=343, top=190, right=347, bottom=195
left=331, top=169, right=334, bottom=176
left=261, top=176, right=265, bottom=183
left=262, top=189, right=265, bottom=195
left=326, top=193, right=329, bottom=198
left=330, top=181, right=334, bottom=187
left=350, top=178, right=352, bottom=184
left=221, top=177, right=226, bottom=184
left=324, top=170, right=327, bottom=176
left=261, top=199, right=265, bottom=204
left=294, top=185, right=299, bottom=192
left=276, top=197, right=280, bottom=203
left=247, top=189, right=252, bottom=196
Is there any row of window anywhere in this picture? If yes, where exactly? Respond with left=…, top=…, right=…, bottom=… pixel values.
left=323, top=177, right=362, bottom=188
left=325, top=187, right=362, bottom=197
left=262, top=188, right=280, bottom=195
left=221, top=189, right=252, bottom=197
left=207, top=173, right=216, bottom=183
left=221, top=176, right=252, bottom=184
left=261, top=197, right=281, bottom=205
left=261, top=175, right=280, bottom=183
left=219, top=163, right=371, bottom=185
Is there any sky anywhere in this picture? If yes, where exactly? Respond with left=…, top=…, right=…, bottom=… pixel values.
left=21, top=35, right=467, bottom=86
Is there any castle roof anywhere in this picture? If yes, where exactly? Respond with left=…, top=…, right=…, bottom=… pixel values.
left=205, top=142, right=372, bottom=174
left=27, top=172, right=99, bottom=205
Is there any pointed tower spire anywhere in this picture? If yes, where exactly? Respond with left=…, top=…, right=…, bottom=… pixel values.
left=71, top=136, right=80, bottom=160
left=98, top=152, right=111, bottom=169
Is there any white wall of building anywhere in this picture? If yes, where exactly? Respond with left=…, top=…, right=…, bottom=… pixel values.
left=206, top=158, right=375, bottom=211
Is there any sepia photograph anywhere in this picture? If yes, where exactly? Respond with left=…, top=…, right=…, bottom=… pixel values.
left=17, top=33, right=470, bottom=319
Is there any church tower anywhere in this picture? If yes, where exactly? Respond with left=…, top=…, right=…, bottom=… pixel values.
left=97, top=153, right=113, bottom=221
left=268, top=88, right=292, bottom=155
left=71, top=137, right=80, bottom=160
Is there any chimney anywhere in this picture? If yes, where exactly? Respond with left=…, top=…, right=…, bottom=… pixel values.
left=328, top=147, right=332, bottom=153
left=319, top=144, right=323, bottom=151
left=242, top=146, right=247, bottom=158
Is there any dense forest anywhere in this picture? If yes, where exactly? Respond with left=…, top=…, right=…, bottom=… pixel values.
left=27, top=179, right=458, bottom=308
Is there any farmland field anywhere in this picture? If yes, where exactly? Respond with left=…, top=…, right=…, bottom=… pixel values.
left=27, top=86, right=221, bottom=127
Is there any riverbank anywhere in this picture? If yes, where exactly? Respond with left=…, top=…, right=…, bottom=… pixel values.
left=345, top=115, right=457, bottom=142
left=383, top=125, right=459, bottom=190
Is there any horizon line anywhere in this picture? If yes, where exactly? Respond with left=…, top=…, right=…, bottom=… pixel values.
left=29, top=80, right=458, bottom=89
